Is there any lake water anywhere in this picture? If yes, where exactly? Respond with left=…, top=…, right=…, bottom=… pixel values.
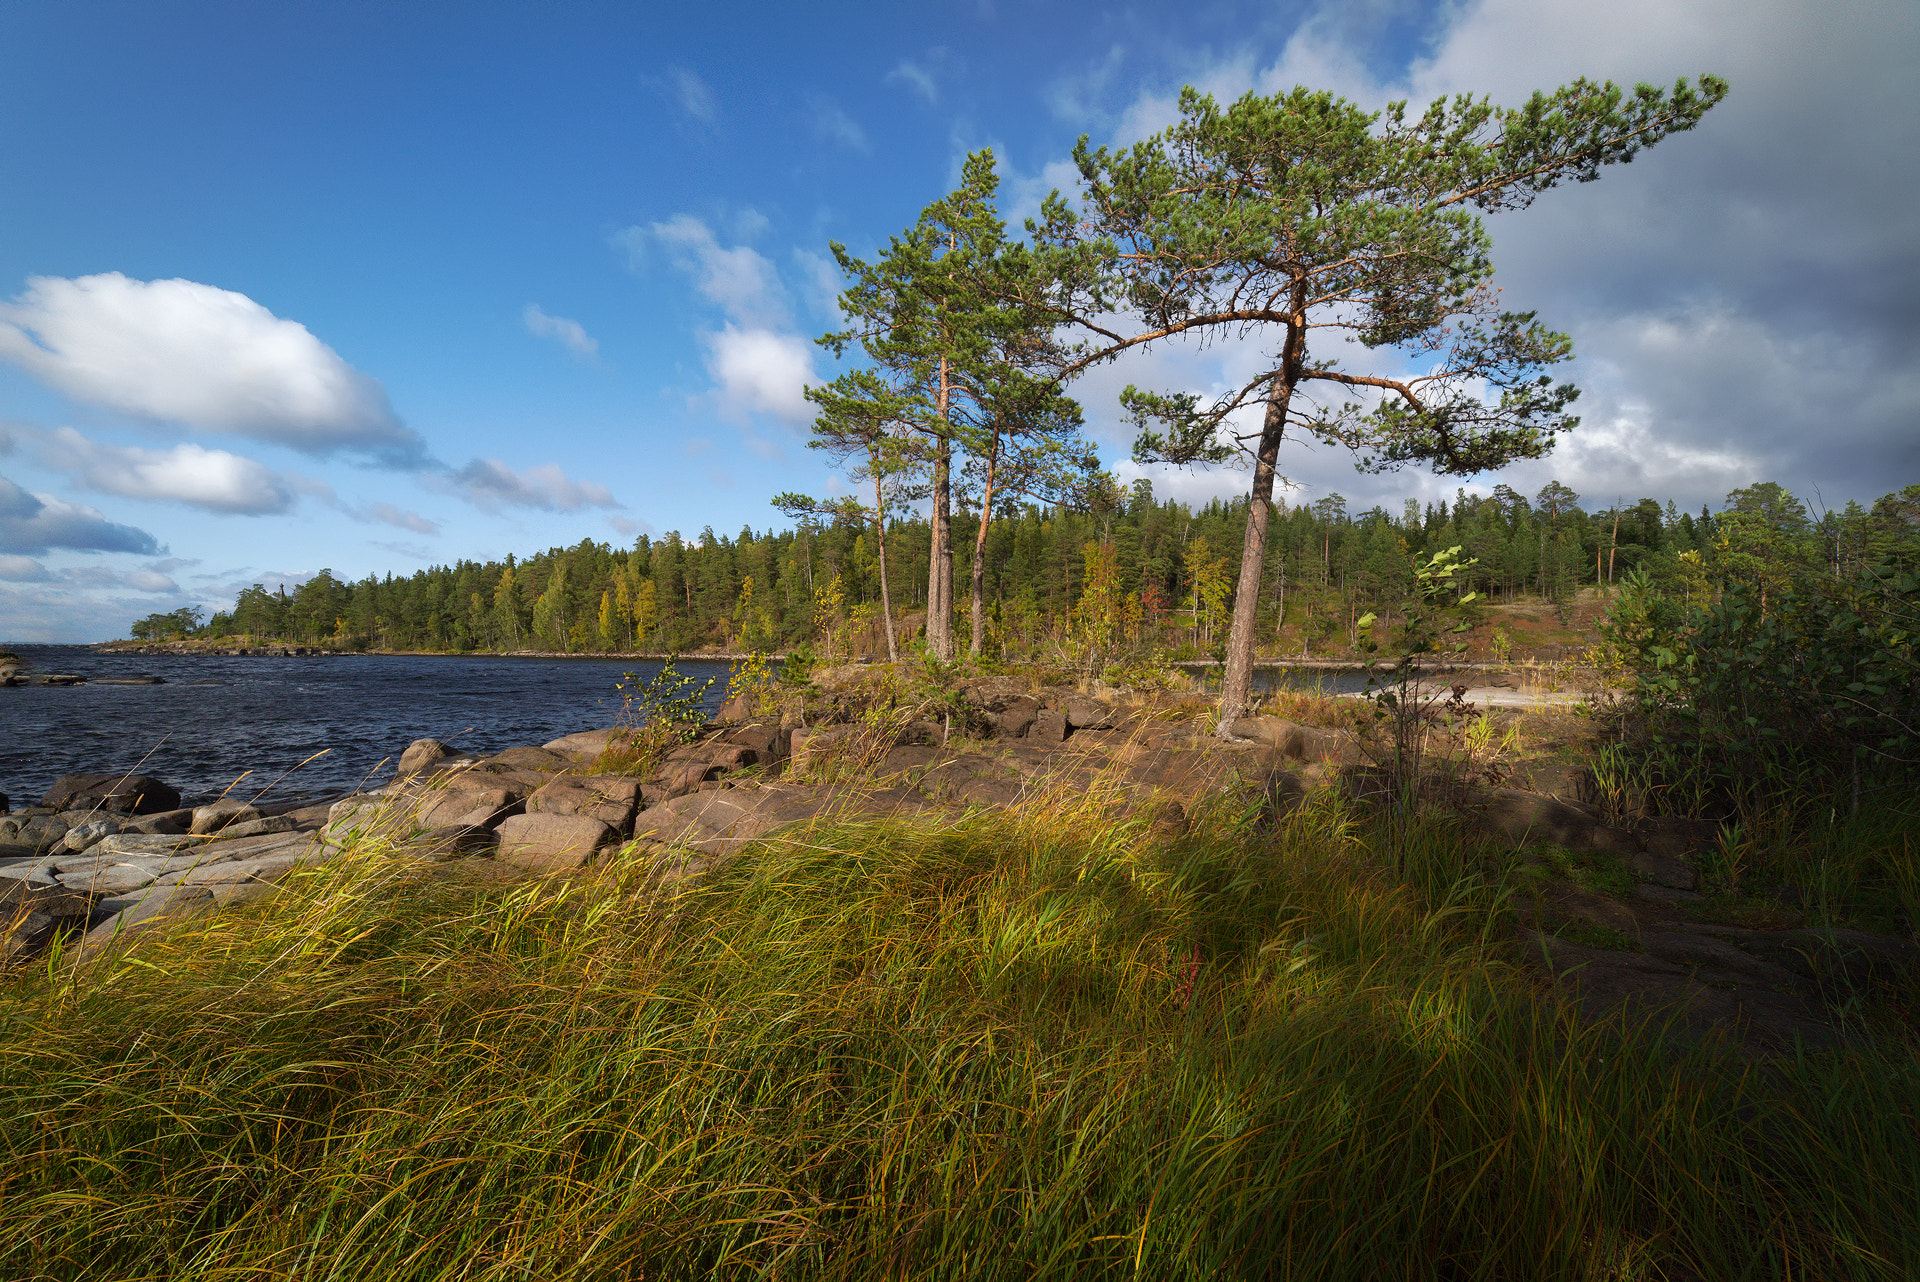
left=1, top=645, right=736, bottom=808
left=0, top=645, right=1374, bottom=811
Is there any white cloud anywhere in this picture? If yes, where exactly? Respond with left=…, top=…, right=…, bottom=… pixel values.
left=522, top=304, right=599, bottom=359
left=0, top=553, right=51, bottom=581
left=0, top=273, right=420, bottom=461
left=444, top=458, right=620, bottom=512
left=357, top=502, right=440, bottom=534
left=631, top=214, right=791, bottom=326
left=63, top=564, right=179, bottom=592
left=666, top=66, right=717, bottom=123
left=0, top=474, right=162, bottom=556
left=887, top=59, right=940, bottom=104
left=702, top=324, right=816, bottom=424
left=36, top=426, right=295, bottom=514
left=809, top=94, right=870, bottom=152
left=607, top=514, right=657, bottom=538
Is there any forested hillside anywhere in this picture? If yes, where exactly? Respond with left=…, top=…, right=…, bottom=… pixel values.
left=135, top=480, right=1920, bottom=661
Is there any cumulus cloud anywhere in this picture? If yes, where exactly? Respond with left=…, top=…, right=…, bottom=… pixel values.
left=0, top=553, right=51, bottom=581
left=0, top=474, right=163, bottom=556
left=702, top=324, right=816, bottom=424
left=0, top=273, right=422, bottom=462
left=619, top=214, right=818, bottom=425
left=443, top=458, right=619, bottom=512
left=34, top=426, right=295, bottom=514
left=522, top=304, right=599, bottom=359
left=607, top=514, right=657, bottom=538
left=625, top=214, right=790, bottom=326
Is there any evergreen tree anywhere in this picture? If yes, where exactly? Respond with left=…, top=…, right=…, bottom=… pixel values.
left=1029, top=73, right=1727, bottom=728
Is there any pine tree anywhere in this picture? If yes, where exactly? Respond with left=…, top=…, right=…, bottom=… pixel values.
left=1029, top=73, right=1727, bottom=729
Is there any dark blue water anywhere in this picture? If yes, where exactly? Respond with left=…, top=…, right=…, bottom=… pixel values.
left=0, top=645, right=734, bottom=807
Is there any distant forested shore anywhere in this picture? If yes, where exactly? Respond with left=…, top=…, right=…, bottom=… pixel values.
left=127, top=479, right=1919, bottom=661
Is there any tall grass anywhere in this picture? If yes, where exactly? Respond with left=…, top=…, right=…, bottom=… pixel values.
left=1, top=781, right=1914, bottom=1279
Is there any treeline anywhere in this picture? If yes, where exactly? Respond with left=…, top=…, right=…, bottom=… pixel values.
left=134, top=479, right=1918, bottom=660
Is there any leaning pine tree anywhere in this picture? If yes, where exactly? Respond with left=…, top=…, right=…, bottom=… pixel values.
left=1026, top=74, right=1728, bottom=731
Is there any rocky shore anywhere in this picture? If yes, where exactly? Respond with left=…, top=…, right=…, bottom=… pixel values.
left=3, top=667, right=1912, bottom=1058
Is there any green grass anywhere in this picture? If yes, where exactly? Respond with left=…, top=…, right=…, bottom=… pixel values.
left=1, top=782, right=1916, bottom=1279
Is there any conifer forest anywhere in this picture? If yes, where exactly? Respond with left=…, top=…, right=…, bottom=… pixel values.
left=139, top=480, right=1920, bottom=663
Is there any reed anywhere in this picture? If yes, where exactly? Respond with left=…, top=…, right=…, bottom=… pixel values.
left=1, top=780, right=1913, bottom=1279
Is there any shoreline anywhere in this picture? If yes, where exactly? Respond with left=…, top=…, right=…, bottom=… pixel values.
left=74, top=642, right=1592, bottom=676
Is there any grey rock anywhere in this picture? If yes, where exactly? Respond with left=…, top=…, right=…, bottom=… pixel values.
left=58, top=819, right=126, bottom=854
left=215, top=815, right=296, bottom=840
left=0, top=815, right=69, bottom=853
left=280, top=801, right=339, bottom=830
left=1031, top=710, right=1069, bottom=743
left=1056, top=693, right=1115, bottom=730
left=471, top=745, right=576, bottom=776
left=542, top=728, right=638, bottom=761
left=1, top=910, right=61, bottom=960
left=1641, top=931, right=1801, bottom=985
left=190, top=799, right=261, bottom=835
left=412, top=786, right=521, bottom=830
left=124, top=811, right=190, bottom=836
left=989, top=696, right=1039, bottom=739
left=527, top=776, right=643, bottom=831
left=0, top=877, right=93, bottom=914
left=322, top=795, right=415, bottom=844
left=41, top=772, right=181, bottom=816
left=629, top=783, right=830, bottom=860
left=94, top=832, right=202, bottom=858
left=395, top=738, right=455, bottom=778
left=493, top=812, right=619, bottom=874
left=0, top=859, right=59, bottom=887
left=56, top=862, right=160, bottom=895
left=720, top=723, right=788, bottom=762
left=199, top=831, right=320, bottom=863
left=81, top=883, right=217, bottom=954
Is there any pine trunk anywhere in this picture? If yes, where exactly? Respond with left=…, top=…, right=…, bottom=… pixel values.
left=1218, top=368, right=1296, bottom=734
left=873, top=476, right=899, bottom=664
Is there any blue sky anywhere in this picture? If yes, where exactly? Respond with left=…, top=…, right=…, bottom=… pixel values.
left=2, top=0, right=1915, bottom=641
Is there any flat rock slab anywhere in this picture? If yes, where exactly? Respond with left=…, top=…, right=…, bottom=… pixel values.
left=198, top=830, right=321, bottom=862
left=631, top=784, right=840, bottom=859
left=93, top=832, right=203, bottom=858
left=543, top=727, right=637, bottom=761
left=81, top=883, right=218, bottom=956
left=493, top=812, right=619, bottom=874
